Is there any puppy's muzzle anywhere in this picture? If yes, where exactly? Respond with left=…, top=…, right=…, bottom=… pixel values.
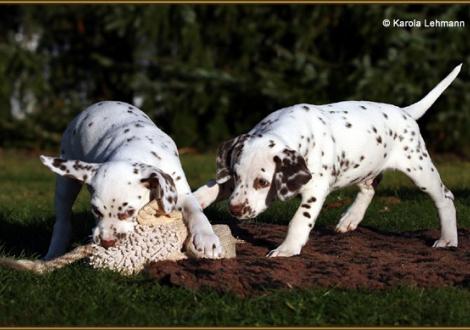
left=229, top=203, right=244, bottom=217
left=100, top=238, right=117, bottom=249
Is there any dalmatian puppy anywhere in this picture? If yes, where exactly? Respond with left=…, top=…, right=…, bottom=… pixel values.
left=40, top=101, right=222, bottom=260
left=195, top=64, right=461, bottom=257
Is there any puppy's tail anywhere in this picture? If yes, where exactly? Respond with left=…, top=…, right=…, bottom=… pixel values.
left=402, top=63, right=462, bottom=120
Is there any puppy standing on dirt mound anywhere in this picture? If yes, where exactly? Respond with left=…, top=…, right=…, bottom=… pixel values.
left=41, top=101, right=223, bottom=260
left=195, top=64, right=462, bottom=257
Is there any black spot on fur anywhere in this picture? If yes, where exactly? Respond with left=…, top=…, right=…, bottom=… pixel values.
left=303, top=212, right=311, bottom=218
left=307, top=196, right=317, bottom=203
left=151, top=151, right=161, bottom=160
left=52, top=158, right=66, bottom=168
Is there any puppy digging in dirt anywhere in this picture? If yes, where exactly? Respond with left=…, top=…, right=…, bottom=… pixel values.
left=195, top=65, right=462, bottom=257
left=40, top=101, right=223, bottom=261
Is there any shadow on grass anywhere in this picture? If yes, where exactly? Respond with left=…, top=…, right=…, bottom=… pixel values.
left=202, top=187, right=470, bottom=232
left=0, top=211, right=95, bottom=258
left=0, top=187, right=467, bottom=258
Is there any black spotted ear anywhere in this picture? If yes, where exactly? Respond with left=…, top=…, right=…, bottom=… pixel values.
left=273, top=149, right=312, bottom=201
left=40, top=155, right=99, bottom=184
left=216, top=134, right=250, bottom=184
left=140, top=169, right=177, bottom=214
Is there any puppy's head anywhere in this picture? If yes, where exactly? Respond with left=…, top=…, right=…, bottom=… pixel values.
left=216, top=135, right=311, bottom=219
left=40, top=156, right=177, bottom=247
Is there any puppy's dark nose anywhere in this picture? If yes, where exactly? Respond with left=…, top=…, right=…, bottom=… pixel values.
left=229, top=203, right=244, bottom=217
left=100, top=239, right=116, bottom=249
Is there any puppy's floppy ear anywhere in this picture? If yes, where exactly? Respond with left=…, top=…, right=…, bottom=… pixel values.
left=216, top=133, right=250, bottom=184
left=140, top=168, right=177, bottom=214
left=40, top=155, right=99, bottom=184
left=272, top=149, right=312, bottom=201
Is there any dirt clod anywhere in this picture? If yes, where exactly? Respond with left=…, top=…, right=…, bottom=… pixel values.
left=145, top=222, right=470, bottom=297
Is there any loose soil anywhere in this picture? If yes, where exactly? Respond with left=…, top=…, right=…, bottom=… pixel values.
left=145, top=222, right=470, bottom=297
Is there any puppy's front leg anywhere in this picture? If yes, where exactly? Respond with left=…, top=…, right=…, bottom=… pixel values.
left=44, top=176, right=82, bottom=260
left=181, top=193, right=223, bottom=258
left=268, top=184, right=329, bottom=257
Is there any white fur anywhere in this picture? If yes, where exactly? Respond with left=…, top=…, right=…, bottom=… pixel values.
left=41, top=101, right=222, bottom=260
left=196, top=65, right=461, bottom=257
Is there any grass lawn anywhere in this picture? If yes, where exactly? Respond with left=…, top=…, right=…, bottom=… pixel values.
left=0, top=149, right=469, bottom=326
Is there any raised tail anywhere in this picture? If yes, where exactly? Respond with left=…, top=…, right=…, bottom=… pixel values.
left=402, top=64, right=462, bottom=120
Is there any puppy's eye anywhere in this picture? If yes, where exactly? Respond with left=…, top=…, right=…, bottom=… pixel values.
left=91, top=205, right=103, bottom=218
left=118, top=209, right=135, bottom=221
left=254, top=178, right=270, bottom=189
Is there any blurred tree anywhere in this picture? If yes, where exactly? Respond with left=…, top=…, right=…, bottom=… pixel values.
left=0, top=5, right=468, bottom=155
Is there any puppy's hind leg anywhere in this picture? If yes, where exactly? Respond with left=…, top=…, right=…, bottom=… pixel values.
left=44, top=176, right=82, bottom=260
left=193, top=178, right=233, bottom=209
left=336, top=174, right=382, bottom=233
left=395, top=147, right=457, bottom=248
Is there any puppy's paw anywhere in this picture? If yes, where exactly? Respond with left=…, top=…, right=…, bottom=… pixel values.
left=190, top=231, right=224, bottom=258
left=432, top=238, right=458, bottom=248
left=266, top=243, right=301, bottom=258
left=335, top=211, right=360, bottom=233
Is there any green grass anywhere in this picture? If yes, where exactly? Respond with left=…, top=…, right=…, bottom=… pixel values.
left=0, top=149, right=469, bottom=326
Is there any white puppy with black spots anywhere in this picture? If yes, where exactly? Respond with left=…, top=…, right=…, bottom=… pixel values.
left=41, top=101, right=222, bottom=260
left=195, top=64, right=462, bottom=257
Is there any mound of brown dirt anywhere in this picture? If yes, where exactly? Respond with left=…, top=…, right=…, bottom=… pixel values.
left=145, top=222, right=470, bottom=297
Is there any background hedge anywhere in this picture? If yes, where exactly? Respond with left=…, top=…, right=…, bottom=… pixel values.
left=0, top=5, right=468, bottom=155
